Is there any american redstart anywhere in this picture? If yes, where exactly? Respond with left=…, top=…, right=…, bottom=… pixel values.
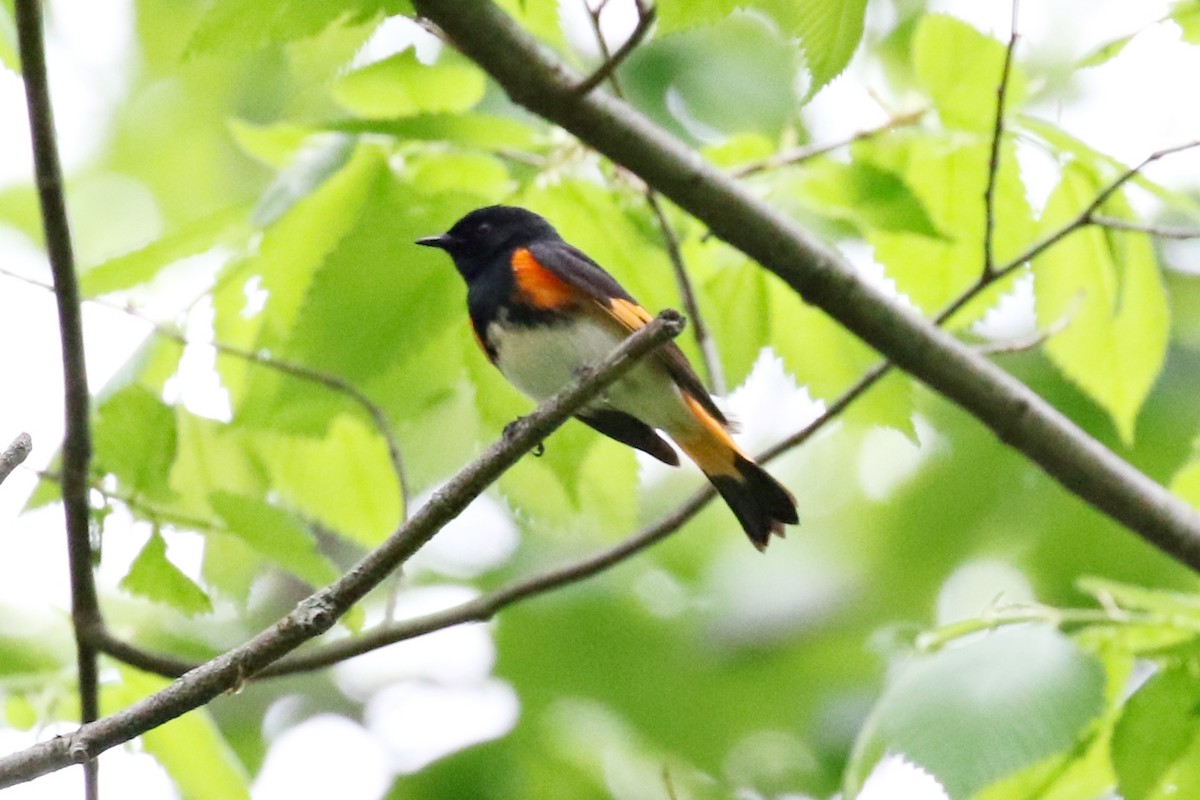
left=417, top=205, right=797, bottom=550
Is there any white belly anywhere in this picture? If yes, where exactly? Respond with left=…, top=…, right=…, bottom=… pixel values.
left=487, top=317, right=699, bottom=434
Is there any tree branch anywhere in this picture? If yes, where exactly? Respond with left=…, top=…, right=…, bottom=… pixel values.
left=411, top=0, right=1200, bottom=571
left=14, top=0, right=101, bottom=795
left=0, top=311, right=684, bottom=790
left=0, top=433, right=33, bottom=487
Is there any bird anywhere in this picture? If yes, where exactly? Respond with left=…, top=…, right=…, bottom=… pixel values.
left=417, top=205, right=797, bottom=550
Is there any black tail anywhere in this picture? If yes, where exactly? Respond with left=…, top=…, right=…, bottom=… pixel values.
left=708, top=455, right=798, bottom=551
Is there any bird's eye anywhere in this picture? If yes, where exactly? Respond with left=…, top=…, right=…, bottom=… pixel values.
left=476, top=222, right=492, bottom=236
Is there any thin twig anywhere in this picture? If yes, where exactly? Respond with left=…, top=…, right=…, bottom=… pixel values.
left=983, top=6, right=1020, bottom=278
left=1090, top=215, right=1200, bottom=240
left=580, top=3, right=724, bottom=394
left=0, top=433, right=33, bottom=487
left=574, top=0, right=656, bottom=96
left=36, top=469, right=230, bottom=540
left=0, top=312, right=684, bottom=790
left=728, top=109, right=927, bottom=179
left=0, top=267, right=412, bottom=515
left=974, top=311, right=1073, bottom=356
left=935, top=139, right=1200, bottom=326
left=14, top=0, right=101, bottom=795
left=645, top=191, right=726, bottom=394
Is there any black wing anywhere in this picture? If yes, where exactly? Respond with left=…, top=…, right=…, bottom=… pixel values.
left=528, top=240, right=728, bottom=426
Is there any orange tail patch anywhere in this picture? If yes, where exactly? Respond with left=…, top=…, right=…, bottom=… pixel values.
left=673, top=394, right=742, bottom=479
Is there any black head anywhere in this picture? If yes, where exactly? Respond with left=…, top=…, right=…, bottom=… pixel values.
left=416, top=206, right=560, bottom=278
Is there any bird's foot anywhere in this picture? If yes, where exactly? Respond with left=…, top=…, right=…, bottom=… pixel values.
left=503, top=418, right=545, bottom=457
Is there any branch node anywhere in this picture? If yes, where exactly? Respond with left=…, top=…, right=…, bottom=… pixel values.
left=67, top=740, right=91, bottom=765
left=573, top=2, right=656, bottom=96
left=292, top=595, right=337, bottom=636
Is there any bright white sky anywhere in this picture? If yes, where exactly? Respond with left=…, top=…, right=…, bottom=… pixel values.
left=0, top=0, right=1198, bottom=798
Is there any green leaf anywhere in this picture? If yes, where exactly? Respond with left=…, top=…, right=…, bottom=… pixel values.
left=332, top=50, right=486, bottom=118
left=768, top=272, right=914, bottom=437
left=1078, top=576, right=1200, bottom=621
left=861, top=134, right=1034, bottom=320
left=845, top=626, right=1106, bottom=800
left=253, top=415, right=403, bottom=548
left=1077, top=33, right=1136, bottom=68
left=791, top=160, right=942, bottom=237
left=186, top=0, right=408, bottom=56
left=657, top=0, right=737, bottom=33
left=0, top=634, right=67, bottom=680
left=624, top=13, right=801, bottom=141
left=913, top=14, right=1026, bottom=133
left=1016, top=116, right=1200, bottom=215
left=406, top=151, right=513, bottom=200
left=252, top=135, right=357, bottom=227
left=235, top=180, right=466, bottom=433
left=774, top=0, right=869, bottom=99
left=209, top=492, right=339, bottom=588
left=326, top=112, right=540, bottom=150
left=1173, top=0, right=1200, bottom=44
left=1034, top=162, right=1171, bottom=444
left=168, top=411, right=268, bottom=519
left=658, top=0, right=867, bottom=97
left=702, top=259, right=770, bottom=389
left=0, top=1, right=18, bottom=73
left=975, top=642, right=1130, bottom=800
left=494, top=0, right=567, bottom=52
left=219, top=145, right=387, bottom=419
left=1112, top=665, right=1200, bottom=800
left=1171, top=454, right=1200, bottom=509
left=93, top=385, right=178, bottom=504
left=228, top=119, right=318, bottom=168
left=201, top=532, right=264, bottom=605
left=109, top=668, right=250, bottom=800
left=80, top=205, right=250, bottom=297
left=119, top=531, right=213, bottom=615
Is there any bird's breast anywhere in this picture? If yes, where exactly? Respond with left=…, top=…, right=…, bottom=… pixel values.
left=486, top=313, right=697, bottom=434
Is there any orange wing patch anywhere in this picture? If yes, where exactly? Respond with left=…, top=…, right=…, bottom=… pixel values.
left=512, top=248, right=579, bottom=309
left=605, top=297, right=654, bottom=331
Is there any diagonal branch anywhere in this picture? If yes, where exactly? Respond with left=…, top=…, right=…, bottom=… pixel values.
left=410, top=0, right=1200, bottom=571
left=0, top=311, right=684, bottom=790
left=86, top=351, right=882, bottom=679
left=14, top=0, right=101, bottom=796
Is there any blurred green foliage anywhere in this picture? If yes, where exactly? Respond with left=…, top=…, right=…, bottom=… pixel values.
left=4, top=0, right=1200, bottom=798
